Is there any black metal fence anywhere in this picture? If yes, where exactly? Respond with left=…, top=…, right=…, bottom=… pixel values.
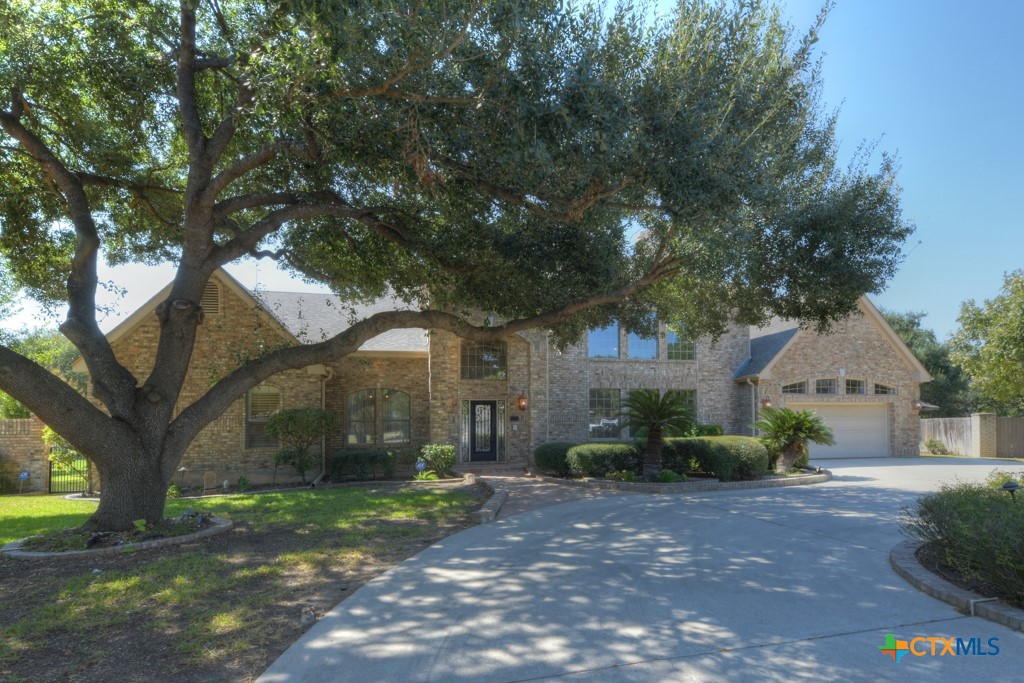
left=49, top=457, right=89, bottom=493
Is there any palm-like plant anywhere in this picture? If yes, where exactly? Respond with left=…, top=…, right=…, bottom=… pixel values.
left=622, top=389, right=695, bottom=478
left=753, top=407, right=835, bottom=472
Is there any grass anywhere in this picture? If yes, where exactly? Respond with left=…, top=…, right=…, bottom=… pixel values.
left=0, top=495, right=98, bottom=545
left=0, top=484, right=483, bottom=680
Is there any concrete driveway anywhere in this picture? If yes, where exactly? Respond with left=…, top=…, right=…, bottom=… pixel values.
left=260, top=458, right=1024, bottom=682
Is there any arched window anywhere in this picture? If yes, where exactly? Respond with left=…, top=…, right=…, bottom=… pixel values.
left=347, top=389, right=411, bottom=445
left=246, top=385, right=280, bottom=448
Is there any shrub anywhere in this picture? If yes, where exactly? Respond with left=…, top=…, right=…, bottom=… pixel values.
left=901, top=479, right=1024, bottom=606
left=924, top=438, right=948, bottom=455
left=166, top=483, right=181, bottom=498
left=329, top=450, right=396, bottom=480
left=413, top=471, right=439, bottom=481
left=690, top=424, right=724, bottom=437
left=274, top=449, right=318, bottom=482
left=753, top=407, right=834, bottom=472
left=985, top=469, right=1024, bottom=490
left=566, top=443, right=638, bottom=478
left=606, top=469, right=638, bottom=482
left=265, top=408, right=337, bottom=483
left=236, top=475, right=251, bottom=491
left=657, top=469, right=686, bottom=483
left=534, top=442, right=577, bottom=477
left=420, top=444, right=456, bottom=477
left=663, top=437, right=768, bottom=481
left=661, top=438, right=697, bottom=473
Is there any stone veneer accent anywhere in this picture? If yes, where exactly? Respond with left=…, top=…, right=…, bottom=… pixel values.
left=758, top=309, right=922, bottom=457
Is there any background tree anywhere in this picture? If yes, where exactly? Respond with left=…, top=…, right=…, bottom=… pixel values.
left=881, top=309, right=974, bottom=417
left=0, top=327, right=85, bottom=418
left=0, top=0, right=911, bottom=530
left=622, top=389, right=694, bottom=478
left=950, top=270, right=1024, bottom=416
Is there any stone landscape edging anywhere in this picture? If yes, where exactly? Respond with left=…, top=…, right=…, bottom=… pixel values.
left=889, top=540, right=1024, bottom=633
left=527, top=469, right=831, bottom=493
left=0, top=516, right=234, bottom=560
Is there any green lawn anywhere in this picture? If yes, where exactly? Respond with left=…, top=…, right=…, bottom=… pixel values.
left=0, top=495, right=98, bottom=545
left=0, top=484, right=484, bottom=681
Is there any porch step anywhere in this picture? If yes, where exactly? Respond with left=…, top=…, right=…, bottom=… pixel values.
left=453, top=462, right=528, bottom=475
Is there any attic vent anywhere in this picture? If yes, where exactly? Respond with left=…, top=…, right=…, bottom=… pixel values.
left=200, top=281, right=222, bottom=315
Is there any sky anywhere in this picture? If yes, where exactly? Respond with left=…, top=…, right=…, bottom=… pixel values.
left=3, top=0, right=1022, bottom=340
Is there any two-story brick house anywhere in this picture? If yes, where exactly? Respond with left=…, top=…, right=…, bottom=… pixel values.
left=72, top=269, right=930, bottom=486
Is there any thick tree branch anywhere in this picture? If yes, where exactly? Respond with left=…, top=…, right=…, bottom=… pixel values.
left=205, top=140, right=298, bottom=201
left=0, top=103, right=138, bottom=417
left=167, top=262, right=675, bottom=452
left=0, top=346, right=129, bottom=467
left=176, top=2, right=206, bottom=161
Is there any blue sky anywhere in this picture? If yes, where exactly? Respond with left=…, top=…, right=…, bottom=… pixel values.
left=765, top=0, right=1024, bottom=338
left=4, top=1, right=1021, bottom=340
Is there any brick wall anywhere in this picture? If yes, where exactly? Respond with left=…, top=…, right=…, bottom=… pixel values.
left=759, top=309, right=921, bottom=457
left=531, top=322, right=753, bottom=453
left=0, top=416, right=47, bottom=493
left=107, top=277, right=323, bottom=487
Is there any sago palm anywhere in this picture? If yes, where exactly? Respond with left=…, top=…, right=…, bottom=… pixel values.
left=753, top=407, right=835, bottom=472
left=622, top=389, right=695, bottom=478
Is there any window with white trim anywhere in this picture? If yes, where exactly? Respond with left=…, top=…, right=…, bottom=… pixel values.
left=667, top=327, right=696, bottom=361
left=588, top=389, right=621, bottom=439
left=782, top=381, right=806, bottom=394
left=845, top=379, right=866, bottom=395
left=815, top=379, right=837, bottom=395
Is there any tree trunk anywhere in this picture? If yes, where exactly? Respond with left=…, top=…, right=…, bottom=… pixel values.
left=642, top=426, right=663, bottom=480
left=83, top=456, right=171, bottom=531
left=775, top=444, right=804, bottom=473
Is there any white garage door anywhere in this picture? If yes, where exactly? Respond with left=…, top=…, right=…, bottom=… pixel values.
left=787, top=404, right=889, bottom=459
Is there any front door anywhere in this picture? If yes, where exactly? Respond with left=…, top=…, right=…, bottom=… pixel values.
left=470, top=401, right=498, bottom=461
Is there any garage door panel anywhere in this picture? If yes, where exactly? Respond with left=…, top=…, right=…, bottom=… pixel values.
left=786, top=403, right=889, bottom=459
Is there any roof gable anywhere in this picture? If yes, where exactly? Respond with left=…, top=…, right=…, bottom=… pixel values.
left=734, top=296, right=932, bottom=382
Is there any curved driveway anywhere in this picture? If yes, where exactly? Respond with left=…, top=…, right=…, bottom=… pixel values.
left=260, top=458, right=1024, bottom=682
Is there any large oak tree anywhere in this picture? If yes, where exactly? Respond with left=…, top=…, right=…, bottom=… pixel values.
left=0, top=0, right=911, bottom=530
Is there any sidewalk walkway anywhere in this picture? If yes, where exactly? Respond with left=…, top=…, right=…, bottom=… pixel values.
left=479, top=473, right=629, bottom=519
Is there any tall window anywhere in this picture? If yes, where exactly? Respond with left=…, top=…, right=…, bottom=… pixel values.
left=382, top=389, right=411, bottom=444
left=348, top=389, right=411, bottom=445
left=246, top=385, right=280, bottom=448
left=627, top=329, right=658, bottom=360
left=588, top=325, right=619, bottom=358
left=347, top=389, right=376, bottom=445
left=667, top=327, right=696, bottom=361
left=461, top=342, right=507, bottom=380
left=588, top=389, right=622, bottom=439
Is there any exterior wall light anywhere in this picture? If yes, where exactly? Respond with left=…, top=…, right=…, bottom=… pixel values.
left=760, top=398, right=773, bottom=409
left=517, top=393, right=528, bottom=411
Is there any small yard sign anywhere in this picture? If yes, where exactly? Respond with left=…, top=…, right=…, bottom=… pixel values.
left=18, top=470, right=29, bottom=481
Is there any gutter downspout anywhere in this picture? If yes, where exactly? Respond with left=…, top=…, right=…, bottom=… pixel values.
left=313, top=366, right=335, bottom=485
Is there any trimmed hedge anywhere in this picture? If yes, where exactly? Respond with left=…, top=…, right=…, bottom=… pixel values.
left=692, top=424, right=724, bottom=437
left=329, top=449, right=396, bottom=480
left=566, top=443, right=638, bottom=478
left=534, top=442, right=577, bottom=477
left=661, top=437, right=768, bottom=481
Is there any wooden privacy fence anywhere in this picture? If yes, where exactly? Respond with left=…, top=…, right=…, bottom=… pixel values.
left=920, top=417, right=972, bottom=456
left=998, top=417, right=1024, bottom=457
left=921, top=413, right=1024, bottom=457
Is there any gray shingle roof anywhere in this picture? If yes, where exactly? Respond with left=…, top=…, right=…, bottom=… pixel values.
left=254, top=291, right=428, bottom=353
left=733, top=326, right=799, bottom=379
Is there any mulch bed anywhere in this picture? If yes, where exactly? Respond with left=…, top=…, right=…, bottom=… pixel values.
left=915, top=543, right=1024, bottom=611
